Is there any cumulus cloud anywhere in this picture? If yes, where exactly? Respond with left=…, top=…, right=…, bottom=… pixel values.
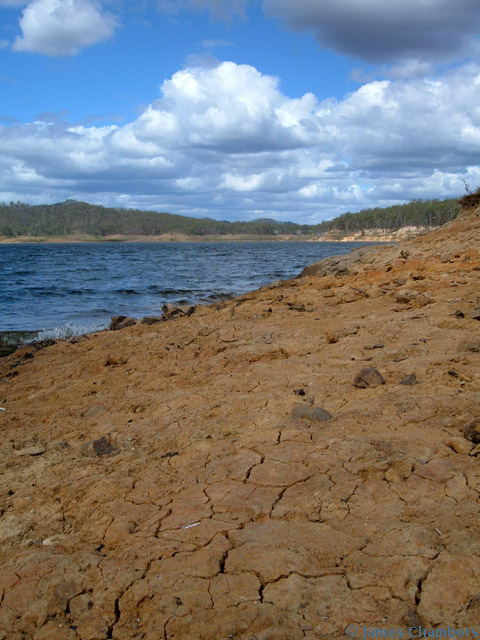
left=1, top=61, right=479, bottom=221
left=262, top=0, right=480, bottom=63
left=12, top=0, right=118, bottom=56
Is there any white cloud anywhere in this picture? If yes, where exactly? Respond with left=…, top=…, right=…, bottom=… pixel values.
left=12, top=0, right=118, bottom=57
left=262, top=0, right=480, bottom=63
left=1, top=61, right=479, bottom=222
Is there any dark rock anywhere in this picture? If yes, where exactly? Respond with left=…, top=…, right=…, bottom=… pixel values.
left=464, top=418, right=480, bottom=444
left=0, top=345, right=17, bottom=358
left=448, top=370, right=459, bottom=378
left=365, top=343, right=384, bottom=350
left=140, top=316, right=164, bottom=325
left=454, top=310, right=465, bottom=318
left=354, top=367, right=385, bottom=388
left=291, top=405, right=332, bottom=423
left=400, top=374, right=419, bottom=386
left=293, top=388, right=306, bottom=396
left=110, top=316, right=137, bottom=331
left=81, top=436, right=117, bottom=457
left=457, top=338, right=480, bottom=353
left=177, top=304, right=196, bottom=316
left=162, top=304, right=196, bottom=319
left=29, top=339, right=56, bottom=352
left=470, top=308, right=480, bottom=320
left=162, top=303, right=178, bottom=316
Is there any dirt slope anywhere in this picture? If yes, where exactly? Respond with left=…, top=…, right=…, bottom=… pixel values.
left=0, top=206, right=479, bottom=640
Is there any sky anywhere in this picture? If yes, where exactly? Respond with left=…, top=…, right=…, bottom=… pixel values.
left=1, top=0, right=480, bottom=223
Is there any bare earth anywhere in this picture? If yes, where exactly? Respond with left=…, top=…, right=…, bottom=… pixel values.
left=0, top=206, right=479, bottom=640
left=0, top=226, right=431, bottom=244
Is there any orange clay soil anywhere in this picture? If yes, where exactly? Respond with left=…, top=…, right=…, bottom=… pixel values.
left=0, top=206, right=479, bottom=640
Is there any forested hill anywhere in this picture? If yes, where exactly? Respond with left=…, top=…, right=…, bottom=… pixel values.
left=0, top=198, right=461, bottom=238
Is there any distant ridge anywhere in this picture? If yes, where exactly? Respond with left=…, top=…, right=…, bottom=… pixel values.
left=0, top=197, right=460, bottom=238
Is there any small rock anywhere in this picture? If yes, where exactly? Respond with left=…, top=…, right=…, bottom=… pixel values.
left=81, top=436, right=117, bottom=457
left=395, top=290, right=418, bottom=304
left=140, top=316, right=164, bottom=325
left=365, top=343, right=384, bottom=350
left=14, top=444, right=46, bottom=457
left=454, top=310, right=465, bottom=318
left=110, top=316, right=137, bottom=331
left=400, top=373, right=419, bottom=386
left=470, top=308, right=480, bottom=320
left=325, top=332, right=338, bottom=344
left=464, top=417, right=480, bottom=443
left=293, top=388, right=306, bottom=396
left=177, top=304, right=196, bottom=316
left=447, top=438, right=473, bottom=455
left=353, top=367, right=385, bottom=388
left=448, top=370, right=459, bottom=378
left=291, top=405, right=332, bottom=423
left=457, top=338, right=480, bottom=353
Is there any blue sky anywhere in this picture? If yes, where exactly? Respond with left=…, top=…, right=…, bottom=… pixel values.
left=1, top=0, right=480, bottom=223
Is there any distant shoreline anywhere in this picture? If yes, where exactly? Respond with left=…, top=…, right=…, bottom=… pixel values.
left=0, top=226, right=432, bottom=244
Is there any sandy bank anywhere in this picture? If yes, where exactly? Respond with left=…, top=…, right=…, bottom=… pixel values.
left=0, top=206, right=479, bottom=639
left=0, top=225, right=432, bottom=244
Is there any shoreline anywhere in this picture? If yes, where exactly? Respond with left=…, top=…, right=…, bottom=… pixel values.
left=0, top=226, right=432, bottom=244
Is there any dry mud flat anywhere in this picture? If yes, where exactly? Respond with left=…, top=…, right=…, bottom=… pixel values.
left=0, top=207, right=479, bottom=640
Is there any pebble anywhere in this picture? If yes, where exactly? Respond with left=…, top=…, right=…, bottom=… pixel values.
left=353, top=367, right=385, bottom=388
left=464, top=417, right=480, bottom=443
left=291, top=405, right=332, bottom=423
left=14, top=444, right=46, bottom=457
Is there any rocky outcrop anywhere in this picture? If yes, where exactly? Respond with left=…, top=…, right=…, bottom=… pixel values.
left=0, top=205, right=479, bottom=639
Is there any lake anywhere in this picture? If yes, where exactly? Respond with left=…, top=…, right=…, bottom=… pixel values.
left=0, top=241, right=371, bottom=339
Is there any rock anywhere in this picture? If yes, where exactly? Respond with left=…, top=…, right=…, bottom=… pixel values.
left=400, top=373, right=419, bottom=386
left=447, top=438, right=473, bottom=455
left=13, top=444, right=46, bottom=457
left=109, top=315, right=137, bottom=331
left=291, top=405, right=332, bottom=423
left=365, top=343, right=384, bottom=350
left=457, top=338, right=480, bottom=353
left=177, top=304, right=196, bottom=316
left=162, top=303, right=196, bottom=319
left=325, top=324, right=359, bottom=344
left=293, top=388, right=306, bottom=396
left=464, top=417, right=480, bottom=443
left=353, top=367, right=385, bottom=388
left=395, top=290, right=418, bottom=304
left=454, top=310, right=465, bottom=318
left=395, top=290, right=433, bottom=307
left=325, top=332, right=338, bottom=344
left=299, top=245, right=380, bottom=278
left=140, top=316, right=164, bottom=325
left=29, top=339, right=56, bottom=352
left=0, top=345, right=17, bottom=357
left=470, top=308, right=480, bottom=320
left=81, top=436, right=117, bottom=457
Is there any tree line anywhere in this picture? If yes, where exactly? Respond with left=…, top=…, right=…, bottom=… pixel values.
left=0, top=198, right=461, bottom=238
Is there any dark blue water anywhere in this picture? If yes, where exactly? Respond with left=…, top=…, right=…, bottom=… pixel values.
left=0, top=241, right=370, bottom=337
